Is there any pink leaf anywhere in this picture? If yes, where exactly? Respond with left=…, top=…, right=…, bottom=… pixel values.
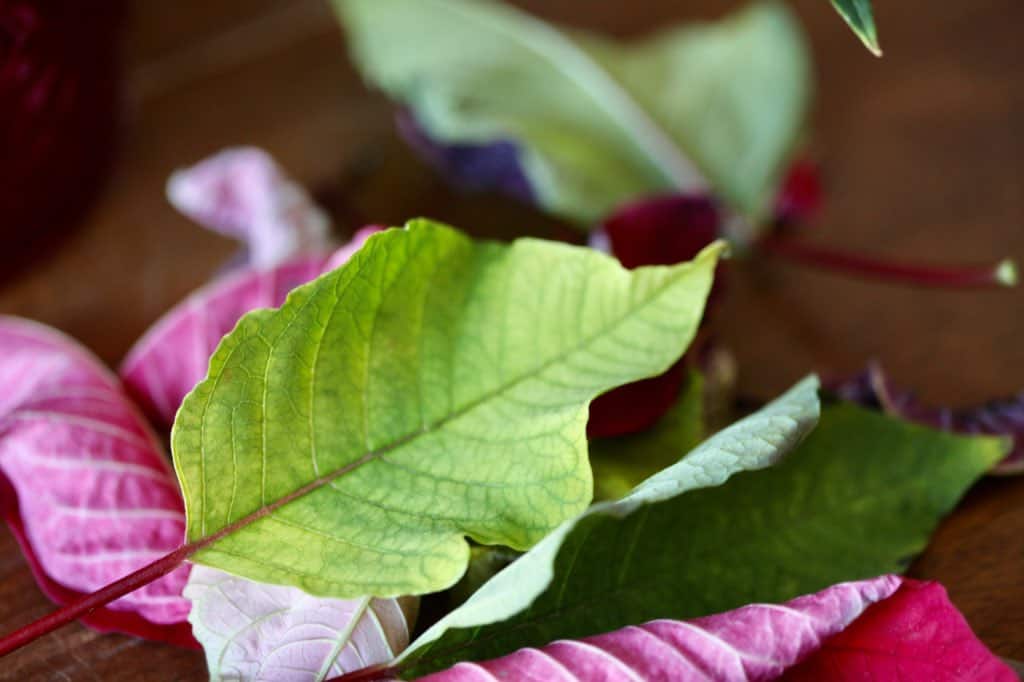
left=0, top=317, right=193, bottom=643
left=166, top=147, right=332, bottom=268
left=121, top=229, right=381, bottom=429
left=413, top=576, right=1012, bottom=682
left=120, top=256, right=328, bottom=428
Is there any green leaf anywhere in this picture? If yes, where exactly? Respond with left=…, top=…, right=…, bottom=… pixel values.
left=589, top=370, right=705, bottom=501
left=171, top=220, right=723, bottom=599
left=397, top=398, right=1005, bottom=678
left=398, top=376, right=820, bottom=675
left=831, top=0, right=881, bottom=56
left=335, top=0, right=810, bottom=227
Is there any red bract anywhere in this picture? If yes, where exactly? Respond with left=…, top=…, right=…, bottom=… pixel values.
left=600, top=194, right=721, bottom=269
left=784, top=580, right=1016, bottom=681
left=0, top=1, right=122, bottom=253
left=587, top=195, right=720, bottom=438
left=774, top=157, right=822, bottom=227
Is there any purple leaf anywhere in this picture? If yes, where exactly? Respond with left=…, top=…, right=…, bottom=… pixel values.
left=120, top=228, right=380, bottom=429
left=396, top=111, right=534, bottom=205
left=166, top=147, right=333, bottom=268
left=412, top=576, right=1012, bottom=682
left=0, top=317, right=192, bottom=637
left=832, top=362, right=1024, bottom=474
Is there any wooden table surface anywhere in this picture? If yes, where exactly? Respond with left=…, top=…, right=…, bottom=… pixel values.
left=1, top=1, right=1021, bottom=679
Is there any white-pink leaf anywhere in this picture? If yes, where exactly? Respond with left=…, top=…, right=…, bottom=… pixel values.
left=185, top=566, right=416, bottom=682
left=166, top=146, right=332, bottom=268
left=416, top=576, right=904, bottom=682
left=0, top=317, right=190, bottom=626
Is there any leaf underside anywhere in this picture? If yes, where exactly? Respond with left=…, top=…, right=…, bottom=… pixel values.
left=172, top=220, right=722, bottom=599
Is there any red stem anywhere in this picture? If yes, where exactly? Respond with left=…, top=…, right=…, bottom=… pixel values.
left=0, top=543, right=196, bottom=657
left=757, top=235, right=1017, bottom=289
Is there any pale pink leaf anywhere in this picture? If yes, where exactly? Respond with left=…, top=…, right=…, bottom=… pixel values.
left=0, top=316, right=190, bottom=626
left=185, top=566, right=416, bottom=682
left=166, top=146, right=332, bottom=268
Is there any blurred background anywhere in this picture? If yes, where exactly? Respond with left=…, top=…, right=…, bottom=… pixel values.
left=0, top=1, right=1020, bottom=678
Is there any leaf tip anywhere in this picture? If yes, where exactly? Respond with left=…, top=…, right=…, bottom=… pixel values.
left=995, top=259, right=1018, bottom=287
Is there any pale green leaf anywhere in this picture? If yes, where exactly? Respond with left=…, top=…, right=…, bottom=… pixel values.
left=172, top=220, right=723, bottom=599
left=397, top=398, right=1005, bottom=678
left=399, top=376, right=820, bottom=674
left=831, top=0, right=881, bottom=56
left=335, top=0, right=810, bottom=227
left=589, top=370, right=705, bottom=501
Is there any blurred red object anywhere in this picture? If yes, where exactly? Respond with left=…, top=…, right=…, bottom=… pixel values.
left=0, top=1, right=123, bottom=258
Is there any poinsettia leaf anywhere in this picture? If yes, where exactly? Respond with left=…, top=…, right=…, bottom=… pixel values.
left=589, top=370, right=705, bottom=501
left=0, top=317, right=192, bottom=641
left=397, top=399, right=1004, bottom=678
left=831, top=362, right=1024, bottom=474
left=171, top=220, right=723, bottom=598
left=830, top=0, right=881, bottom=56
left=167, top=147, right=333, bottom=268
left=121, top=229, right=380, bottom=430
left=413, top=576, right=899, bottom=681
left=410, top=576, right=1012, bottom=682
left=784, top=580, right=1016, bottom=680
left=399, top=376, right=819, bottom=676
left=335, top=0, right=810, bottom=228
left=184, top=566, right=416, bottom=681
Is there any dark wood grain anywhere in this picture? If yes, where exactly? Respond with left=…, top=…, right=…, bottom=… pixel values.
left=1, top=0, right=1021, bottom=678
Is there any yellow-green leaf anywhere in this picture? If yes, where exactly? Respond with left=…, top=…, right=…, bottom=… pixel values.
left=171, top=220, right=723, bottom=599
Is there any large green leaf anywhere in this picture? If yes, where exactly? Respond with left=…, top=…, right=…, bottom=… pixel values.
left=831, top=0, right=881, bottom=56
left=335, top=0, right=810, bottom=227
left=396, top=400, right=1004, bottom=677
left=589, top=370, right=705, bottom=501
left=171, top=220, right=723, bottom=599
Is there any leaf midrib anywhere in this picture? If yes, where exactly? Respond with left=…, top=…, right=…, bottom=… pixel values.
left=418, top=0, right=706, bottom=192
left=189, top=251, right=712, bottom=553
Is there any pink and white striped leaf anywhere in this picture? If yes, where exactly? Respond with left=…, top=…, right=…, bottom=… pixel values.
left=166, top=146, right=333, bottom=268
left=120, top=227, right=380, bottom=429
left=412, top=575, right=1012, bottom=682
left=0, top=316, right=192, bottom=639
left=186, top=566, right=416, bottom=682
